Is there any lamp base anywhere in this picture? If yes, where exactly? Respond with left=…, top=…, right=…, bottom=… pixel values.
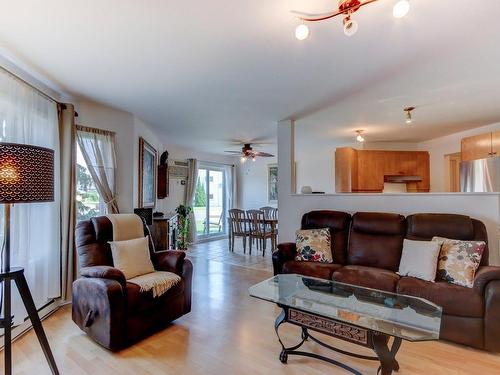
left=1, top=267, right=59, bottom=375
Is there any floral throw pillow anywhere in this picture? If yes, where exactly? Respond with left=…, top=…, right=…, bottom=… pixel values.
left=432, top=236, right=486, bottom=288
left=295, top=228, right=333, bottom=263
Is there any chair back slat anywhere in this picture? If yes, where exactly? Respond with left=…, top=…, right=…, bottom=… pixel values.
left=247, top=209, right=266, bottom=235
left=229, top=209, right=247, bottom=235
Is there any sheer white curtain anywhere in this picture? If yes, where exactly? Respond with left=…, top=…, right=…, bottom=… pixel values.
left=76, top=126, right=119, bottom=213
left=224, top=164, right=236, bottom=210
left=0, top=68, right=61, bottom=325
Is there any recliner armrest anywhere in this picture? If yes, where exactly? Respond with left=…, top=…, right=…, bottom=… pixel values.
left=474, top=266, right=500, bottom=293
left=80, top=266, right=126, bottom=288
left=152, top=250, right=187, bottom=275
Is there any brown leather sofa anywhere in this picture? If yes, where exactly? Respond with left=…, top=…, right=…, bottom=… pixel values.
left=272, top=210, right=500, bottom=352
left=72, top=216, right=192, bottom=350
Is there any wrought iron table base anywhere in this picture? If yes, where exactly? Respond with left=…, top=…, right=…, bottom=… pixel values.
left=275, top=308, right=402, bottom=375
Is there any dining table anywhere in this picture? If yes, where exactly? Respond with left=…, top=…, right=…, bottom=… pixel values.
left=227, top=217, right=278, bottom=251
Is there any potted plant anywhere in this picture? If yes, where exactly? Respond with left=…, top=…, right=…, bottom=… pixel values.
left=175, top=204, right=193, bottom=250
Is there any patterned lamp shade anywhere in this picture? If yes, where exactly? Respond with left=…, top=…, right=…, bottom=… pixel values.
left=0, top=142, right=54, bottom=203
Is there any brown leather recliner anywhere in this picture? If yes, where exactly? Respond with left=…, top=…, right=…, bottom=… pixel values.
left=72, top=216, right=192, bottom=350
left=272, top=211, right=500, bottom=352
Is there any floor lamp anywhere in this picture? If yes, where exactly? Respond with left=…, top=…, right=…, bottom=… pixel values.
left=0, top=142, right=60, bottom=375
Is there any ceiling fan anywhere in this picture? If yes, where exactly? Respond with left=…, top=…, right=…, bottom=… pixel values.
left=224, top=143, right=274, bottom=162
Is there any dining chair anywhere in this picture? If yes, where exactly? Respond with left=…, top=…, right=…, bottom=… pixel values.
left=247, top=209, right=274, bottom=256
left=228, top=209, right=248, bottom=253
left=260, top=206, right=278, bottom=240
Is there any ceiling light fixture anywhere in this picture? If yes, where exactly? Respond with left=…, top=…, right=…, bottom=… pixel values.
left=404, top=106, right=415, bottom=124
left=356, top=130, right=365, bottom=142
left=240, top=156, right=247, bottom=163
left=393, top=0, right=410, bottom=18
left=293, top=0, right=409, bottom=38
left=295, top=23, right=310, bottom=40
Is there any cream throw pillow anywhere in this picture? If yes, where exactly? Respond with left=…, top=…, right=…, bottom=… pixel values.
left=397, top=239, right=441, bottom=282
left=109, top=236, right=155, bottom=279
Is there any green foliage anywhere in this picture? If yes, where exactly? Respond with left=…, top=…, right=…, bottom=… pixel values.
left=194, top=179, right=206, bottom=207
left=77, top=163, right=94, bottom=191
left=76, top=163, right=101, bottom=221
left=175, top=204, right=193, bottom=250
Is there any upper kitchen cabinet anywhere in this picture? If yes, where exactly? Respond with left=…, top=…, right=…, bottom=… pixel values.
left=335, top=148, right=430, bottom=193
left=461, top=132, right=500, bottom=161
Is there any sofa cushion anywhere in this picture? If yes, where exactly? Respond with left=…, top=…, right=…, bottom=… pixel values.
left=301, top=211, right=351, bottom=265
left=126, top=279, right=184, bottom=314
left=397, top=277, right=483, bottom=318
left=332, top=265, right=400, bottom=292
left=348, top=212, right=406, bottom=271
left=295, top=228, right=333, bottom=263
left=283, top=261, right=342, bottom=280
left=406, top=213, right=490, bottom=266
left=407, top=213, right=474, bottom=240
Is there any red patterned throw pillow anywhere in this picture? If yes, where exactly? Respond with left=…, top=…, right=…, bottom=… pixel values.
left=432, top=237, right=486, bottom=288
left=295, top=228, right=333, bottom=263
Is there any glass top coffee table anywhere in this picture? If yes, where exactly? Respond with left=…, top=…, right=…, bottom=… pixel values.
left=249, top=274, right=442, bottom=375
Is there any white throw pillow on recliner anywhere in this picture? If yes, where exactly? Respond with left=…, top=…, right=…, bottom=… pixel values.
left=109, top=236, right=155, bottom=279
left=397, top=239, right=441, bottom=282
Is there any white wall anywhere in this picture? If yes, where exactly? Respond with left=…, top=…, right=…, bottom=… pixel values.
left=418, top=122, right=500, bottom=191
left=278, top=120, right=500, bottom=265
left=77, top=100, right=235, bottom=215
left=236, top=156, right=277, bottom=209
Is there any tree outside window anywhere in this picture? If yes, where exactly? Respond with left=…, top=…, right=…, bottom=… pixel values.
left=76, top=144, right=104, bottom=221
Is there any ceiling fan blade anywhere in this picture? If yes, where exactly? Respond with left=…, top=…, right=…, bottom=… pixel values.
left=253, top=152, right=275, bottom=157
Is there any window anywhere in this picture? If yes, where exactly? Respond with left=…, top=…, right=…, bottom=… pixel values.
left=0, top=67, right=61, bottom=326
left=76, top=143, right=105, bottom=221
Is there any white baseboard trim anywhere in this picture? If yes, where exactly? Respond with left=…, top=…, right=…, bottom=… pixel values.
left=0, top=298, right=63, bottom=350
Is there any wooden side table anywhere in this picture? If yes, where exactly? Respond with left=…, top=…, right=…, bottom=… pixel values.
left=149, top=213, right=179, bottom=250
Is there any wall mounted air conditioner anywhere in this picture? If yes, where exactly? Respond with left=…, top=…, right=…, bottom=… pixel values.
left=169, top=160, right=189, bottom=179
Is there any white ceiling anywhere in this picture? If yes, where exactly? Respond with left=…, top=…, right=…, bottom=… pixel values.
left=1, top=0, right=500, bottom=152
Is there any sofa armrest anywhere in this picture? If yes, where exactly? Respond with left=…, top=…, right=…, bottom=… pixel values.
left=181, top=258, right=193, bottom=313
left=473, top=266, right=500, bottom=293
left=152, top=250, right=187, bottom=275
left=71, top=277, right=126, bottom=350
left=80, top=266, right=126, bottom=289
left=484, top=280, right=500, bottom=352
left=272, top=242, right=297, bottom=275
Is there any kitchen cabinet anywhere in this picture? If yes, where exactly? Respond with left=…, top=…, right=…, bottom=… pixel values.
left=492, top=131, right=500, bottom=157
left=461, top=133, right=495, bottom=161
left=335, top=148, right=430, bottom=193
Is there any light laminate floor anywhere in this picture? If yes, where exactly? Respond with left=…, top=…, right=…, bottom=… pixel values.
left=2, top=239, right=500, bottom=374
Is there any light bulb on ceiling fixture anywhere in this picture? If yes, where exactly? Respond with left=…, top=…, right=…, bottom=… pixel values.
left=355, top=130, right=365, bottom=143
left=343, top=16, right=358, bottom=36
left=295, top=23, right=310, bottom=40
left=404, top=106, right=415, bottom=125
left=393, top=0, right=410, bottom=18
left=240, top=156, right=247, bottom=163
left=252, top=156, right=256, bottom=162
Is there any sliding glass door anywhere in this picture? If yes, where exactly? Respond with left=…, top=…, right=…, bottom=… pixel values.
left=193, top=165, right=227, bottom=239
